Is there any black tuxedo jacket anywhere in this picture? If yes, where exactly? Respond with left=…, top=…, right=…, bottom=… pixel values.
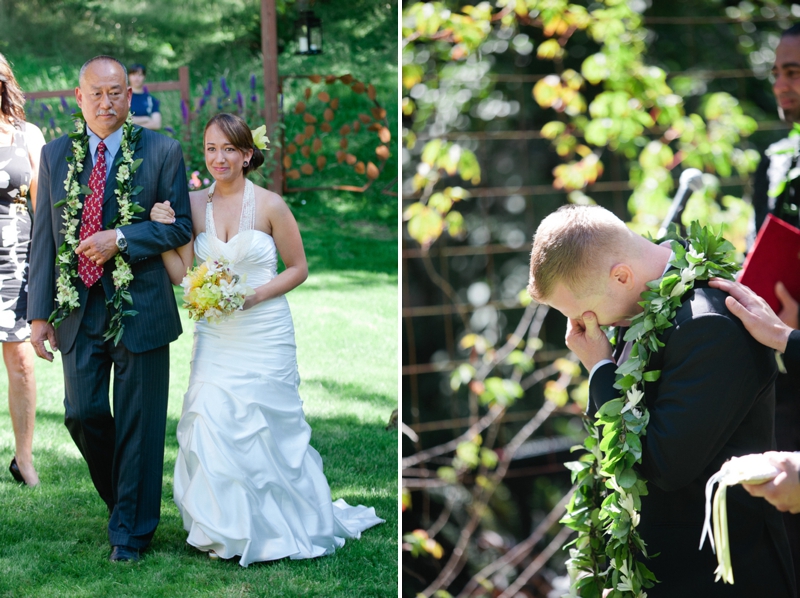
left=589, top=281, right=796, bottom=597
left=786, top=330, right=800, bottom=372
left=27, top=127, right=192, bottom=354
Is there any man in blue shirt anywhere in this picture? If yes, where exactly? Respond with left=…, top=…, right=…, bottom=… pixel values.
left=128, top=63, right=161, bottom=130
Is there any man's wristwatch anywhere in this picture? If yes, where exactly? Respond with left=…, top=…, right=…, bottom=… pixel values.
left=115, top=228, right=128, bottom=253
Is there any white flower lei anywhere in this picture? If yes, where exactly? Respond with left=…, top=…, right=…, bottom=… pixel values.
left=50, top=112, right=145, bottom=345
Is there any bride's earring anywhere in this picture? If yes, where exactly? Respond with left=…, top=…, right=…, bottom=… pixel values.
left=243, top=161, right=249, bottom=168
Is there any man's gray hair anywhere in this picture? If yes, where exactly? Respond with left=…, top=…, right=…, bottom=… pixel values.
left=78, top=56, right=128, bottom=86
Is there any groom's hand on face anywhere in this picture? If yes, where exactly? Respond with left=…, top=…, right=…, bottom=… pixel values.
left=565, top=311, right=612, bottom=372
left=30, top=320, right=58, bottom=362
left=76, top=230, right=118, bottom=266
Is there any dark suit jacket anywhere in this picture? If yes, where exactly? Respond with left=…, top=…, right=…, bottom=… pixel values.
left=28, top=127, right=192, bottom=354
left=786, top=330, right=800, bottom=372
left=589, top=281, right=795, bottom=597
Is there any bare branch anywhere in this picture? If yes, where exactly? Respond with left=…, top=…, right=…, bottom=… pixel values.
left=426, top=499, right=453, bottom=539
left=420, top=250, right=471, bottom=332
left=520, top=362, right=560, bottom=390
left=403, top=478, right=452, bottom=490
left=475, top=302, right=540, bottom=380
left=403, top=305, right=552, bottom=469
left=497, top=526, right=575, bottom=598
left=402, top=404, right=504, bottom=469
left=420, top=399, right=560, bottom=596
left=456, top=486, right=575, bottom=598
left=402, top=421, right=420, bottom=442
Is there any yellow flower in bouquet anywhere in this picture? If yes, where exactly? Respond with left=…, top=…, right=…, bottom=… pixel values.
left=181, top=257, right=253, bottom=323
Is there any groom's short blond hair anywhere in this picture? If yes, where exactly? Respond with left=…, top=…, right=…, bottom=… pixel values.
left=528, top=205, right=631, bottom=302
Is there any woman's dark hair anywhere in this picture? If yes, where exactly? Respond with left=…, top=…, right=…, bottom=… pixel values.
left=128, top=63, right=146, bottom=75
left=0, top=53, right=26, bottom=127
left=204, top=113, right=265, bottom=175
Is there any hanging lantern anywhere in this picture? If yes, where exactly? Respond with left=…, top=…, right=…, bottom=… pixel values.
left=295, top=10, right=323, bottom=55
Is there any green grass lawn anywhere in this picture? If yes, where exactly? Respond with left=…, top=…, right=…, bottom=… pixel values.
left=0, top=214, right=398, bottom=597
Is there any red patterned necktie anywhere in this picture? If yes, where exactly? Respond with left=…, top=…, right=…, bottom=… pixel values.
left=78, top=140, right=106, bottom=288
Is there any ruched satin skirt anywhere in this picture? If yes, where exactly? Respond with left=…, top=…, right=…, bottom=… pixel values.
left=173, top=292, right=383, bottom=566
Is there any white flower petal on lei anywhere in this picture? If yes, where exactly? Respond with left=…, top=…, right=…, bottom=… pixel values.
left=688, top=247, right=705, bottom=261
left=680, top=267, right=698, bottom=285
left=0, top=170, right=9, bottom=189
left=670, top=281, right=686, bottom=298
left=621, top=386, right=645, bottom=413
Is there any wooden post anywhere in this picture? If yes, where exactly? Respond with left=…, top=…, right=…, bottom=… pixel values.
left=261, top=0, right=283, bottom=194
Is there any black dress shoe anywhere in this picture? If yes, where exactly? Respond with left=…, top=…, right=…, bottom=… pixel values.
left=110, top=545, right=140, bottom=562
left=9, top=457, right=25, bottom=484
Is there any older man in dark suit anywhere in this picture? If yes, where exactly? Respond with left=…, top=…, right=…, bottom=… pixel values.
left=528, top=205, right=795, bottom=596
left=27, top=55, right=192, bottom=562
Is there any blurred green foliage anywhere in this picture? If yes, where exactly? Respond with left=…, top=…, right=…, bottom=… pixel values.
left=1, top=0, right=398, bottom=219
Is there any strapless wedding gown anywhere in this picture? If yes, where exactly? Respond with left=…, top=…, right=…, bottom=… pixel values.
left=172, top=180, right=383, bottom=566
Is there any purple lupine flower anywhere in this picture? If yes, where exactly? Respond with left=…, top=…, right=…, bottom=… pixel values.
left=180, top=99, right=189, bottom=125
left=60, top=96, right=69, bottom=111
left=143, top=85, right=149, bottom=94
left=236, top=91, right=243, bottom=110
left=205, top=79, right=213, bottom=96
left=250, top=74, right=256, bottom=90
left=220, top=76, right=230, bottom=96
left=199, top=97, right=206, bottom=108
left=164, top=126, right=175, bottom=135
left=250, top=94, right=258, bottom=103
left=49, top=117, right=56, bottom=129
left=39, top=104, right=48, bottom=118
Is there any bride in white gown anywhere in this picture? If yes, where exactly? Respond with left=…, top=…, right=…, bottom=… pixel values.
left=150, top=113, right=383, bottom=566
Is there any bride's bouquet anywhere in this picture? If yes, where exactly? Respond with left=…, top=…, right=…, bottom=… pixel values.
left=181, top=256, right=254, bottom=323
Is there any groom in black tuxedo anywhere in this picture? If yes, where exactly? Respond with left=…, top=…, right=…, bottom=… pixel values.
left=528, top=205, right=795, bottom=596
left=27, top=56, right=192, bottom=562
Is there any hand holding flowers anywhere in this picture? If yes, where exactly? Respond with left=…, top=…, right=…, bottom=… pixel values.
left=182, top=256, right=254, bottom=323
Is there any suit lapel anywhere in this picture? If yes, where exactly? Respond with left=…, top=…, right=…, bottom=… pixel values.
left=78, top=151, right=92, bottom=189
left=103, top=153, right=120, bottom=208
left=70, top=152, right=93, bottom=235
left=102, top=127, right=143, bottom=225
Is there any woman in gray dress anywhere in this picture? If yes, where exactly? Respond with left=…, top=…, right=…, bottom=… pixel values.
left=0, top=53, right=45, bottom=486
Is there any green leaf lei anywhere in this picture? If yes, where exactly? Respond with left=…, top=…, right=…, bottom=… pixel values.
left=560, top=223, right=740, bottom=598
left=49, top=112, right=145, bottom=345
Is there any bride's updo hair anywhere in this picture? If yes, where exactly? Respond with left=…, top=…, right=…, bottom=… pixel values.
left=204, top=113, right=265, bottom=175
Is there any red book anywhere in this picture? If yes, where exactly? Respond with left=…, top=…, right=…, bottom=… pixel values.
left=739, top=213, right=800, bottom=313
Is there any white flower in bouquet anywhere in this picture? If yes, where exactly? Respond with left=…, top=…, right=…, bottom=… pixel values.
left=181, top=256, right=254, bottom=323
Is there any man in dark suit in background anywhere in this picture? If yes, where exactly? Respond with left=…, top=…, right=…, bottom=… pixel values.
left=528, top=205, right=795, bottom=596
left=751, top=24, right=800, bottom=586
left=27, top=56, right=192, bottom=562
